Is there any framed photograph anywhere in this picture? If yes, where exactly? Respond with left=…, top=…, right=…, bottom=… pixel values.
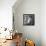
left=23, top=14, right=35, bottom=25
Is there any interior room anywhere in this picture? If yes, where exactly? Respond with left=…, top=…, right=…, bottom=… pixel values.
left=0, top=0, right=46, bottom=46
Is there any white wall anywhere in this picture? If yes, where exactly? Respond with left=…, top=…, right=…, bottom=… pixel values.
left=13, top=0, right=41, bottom=46
left=0, top=0, right=16, bottom=30
left=41, top=0, right=46, bottom=46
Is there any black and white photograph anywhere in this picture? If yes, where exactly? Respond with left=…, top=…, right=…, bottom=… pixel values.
left=23, top=14, right=35, bottom=25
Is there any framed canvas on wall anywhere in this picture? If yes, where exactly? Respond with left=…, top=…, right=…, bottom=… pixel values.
left=23, top=14, right=35, bottom=26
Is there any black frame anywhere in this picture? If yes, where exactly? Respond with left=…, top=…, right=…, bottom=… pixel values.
left=23, top=14, right=35, bottom=26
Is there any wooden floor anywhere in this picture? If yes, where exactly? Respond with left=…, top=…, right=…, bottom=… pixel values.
left=0, top=39, right=16, bottom=46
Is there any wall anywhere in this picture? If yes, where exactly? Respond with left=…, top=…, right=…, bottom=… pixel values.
left=41, top=0, right=46, bottom=46
left=13, top=0, right=41, bottom=46
left=0, top=0, right=16, bottom=30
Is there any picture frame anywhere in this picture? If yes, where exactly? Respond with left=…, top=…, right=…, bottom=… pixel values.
left=23, top=14, right=35, bottom=25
